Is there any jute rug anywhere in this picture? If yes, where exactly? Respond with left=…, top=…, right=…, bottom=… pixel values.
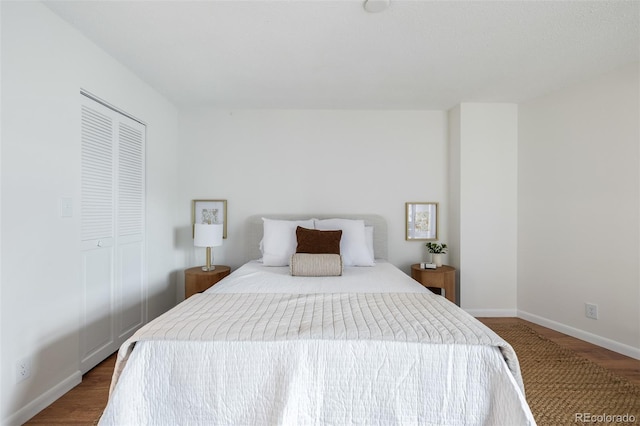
left=490, top=322, right=640, bottom=425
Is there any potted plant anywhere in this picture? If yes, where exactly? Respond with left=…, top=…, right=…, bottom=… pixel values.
left=425, top=242, right=447, bottom=267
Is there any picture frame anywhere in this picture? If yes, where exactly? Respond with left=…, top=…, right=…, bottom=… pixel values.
left=192, top=199, right=227, bottom=239
left=405, top=202, right=438, bottom=241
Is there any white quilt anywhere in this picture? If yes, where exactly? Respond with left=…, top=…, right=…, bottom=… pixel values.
left=100, top=263, right=535, bottom=425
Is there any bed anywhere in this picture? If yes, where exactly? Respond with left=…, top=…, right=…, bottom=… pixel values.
left=99, top=215, right=535, bottom=425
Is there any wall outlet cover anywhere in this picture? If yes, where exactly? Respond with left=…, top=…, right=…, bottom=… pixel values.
left=16, top=357, right=31, bottom=383
left=585, top=303, right=599, bottom=320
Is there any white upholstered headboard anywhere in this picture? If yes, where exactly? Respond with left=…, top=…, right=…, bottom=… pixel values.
left=245, top=214, right=388, bottom=262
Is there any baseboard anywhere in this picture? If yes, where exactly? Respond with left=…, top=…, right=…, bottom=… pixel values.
left=4, top=370, right=82, bottom=426
left=518, top=310, right=640, bottom=360
left=465, top=308, right=518, bottom=317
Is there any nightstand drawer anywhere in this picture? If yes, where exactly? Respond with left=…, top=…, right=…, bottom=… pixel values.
left=419, top=273, right=444, bottom=288
left=410, top=264, right=457, bottom=304
left=184, top=266, right=231, bottom=298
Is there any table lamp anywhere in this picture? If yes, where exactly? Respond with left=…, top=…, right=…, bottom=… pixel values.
left=194, top=223, right=223, bottom=271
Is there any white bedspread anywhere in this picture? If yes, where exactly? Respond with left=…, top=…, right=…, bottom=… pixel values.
left=100, top=263, right=535, bottom=425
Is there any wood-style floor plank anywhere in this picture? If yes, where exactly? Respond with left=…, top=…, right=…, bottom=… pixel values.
left=23, top=317, right=640, bottom=424
left=24, top=354, right=116, bottom=425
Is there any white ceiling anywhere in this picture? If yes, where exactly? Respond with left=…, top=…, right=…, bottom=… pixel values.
left=45, top=0, right=639, bottom=110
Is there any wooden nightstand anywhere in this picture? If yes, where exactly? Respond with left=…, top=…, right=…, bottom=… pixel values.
left=410, top=264, right=457, bottom=304
left=184, top=266, right=231, bottom=298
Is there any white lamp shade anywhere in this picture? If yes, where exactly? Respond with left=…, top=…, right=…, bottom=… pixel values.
left=194, top=223, right=224, bottom=247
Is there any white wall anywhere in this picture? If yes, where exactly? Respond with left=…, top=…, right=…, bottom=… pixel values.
left=449, top=103, right=519, bottom=314
left=177, top=109, right=449, bottom=297
left=1, top=2, right=180, bottom=424
left=518, top=63, right=640, bottom=358
left=447, top=106, right=462, bottom=300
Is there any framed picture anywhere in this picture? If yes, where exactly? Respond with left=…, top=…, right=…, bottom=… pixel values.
left=405, top=202, right=438, bottom=240
left=192, top=199, right=227, bottom=239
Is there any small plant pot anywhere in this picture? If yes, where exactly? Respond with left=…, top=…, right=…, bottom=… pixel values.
left=431, top=253, right=443, bottom=267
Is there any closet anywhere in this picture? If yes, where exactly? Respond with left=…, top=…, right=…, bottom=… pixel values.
left=79, top=93, right=146, bottom=373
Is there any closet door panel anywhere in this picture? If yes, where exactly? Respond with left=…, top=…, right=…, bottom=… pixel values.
left=80, top=244, right=116, bottom=369
left=115, top=116, right=145, bottom=341
left=116, top=239, right=144, bottom=339
left=117, top=121, right=144, bottom=237
left=80, top=100, right=117, bottom=372
left=80, top=104, right=114, bottom=242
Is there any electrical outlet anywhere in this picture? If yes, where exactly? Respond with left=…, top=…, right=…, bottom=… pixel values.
left=16, top=357, right=31, bottom=383
left=585, top=303, right=599, bottom=320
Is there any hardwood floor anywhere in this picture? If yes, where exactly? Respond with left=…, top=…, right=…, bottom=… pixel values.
left=24, top=354, right=116, bottom=425
left=23, top=317, right=640, bottom=424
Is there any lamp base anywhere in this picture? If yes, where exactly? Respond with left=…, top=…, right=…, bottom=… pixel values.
left=202, top=246, right=216, bottom=271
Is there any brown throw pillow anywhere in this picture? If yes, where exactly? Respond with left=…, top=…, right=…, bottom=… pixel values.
left=296, top=226, right=342, bottom=254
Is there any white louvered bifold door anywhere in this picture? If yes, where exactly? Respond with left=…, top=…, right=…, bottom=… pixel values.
left=115, top=121, right=145, bottom=342
left=80, top=94, right=145, bottom=373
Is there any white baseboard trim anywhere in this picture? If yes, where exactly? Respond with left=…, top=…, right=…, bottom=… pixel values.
left=464, top=308, right=518, bottom=317
left=518, top=310, right=640, bottom=360
left=4, top=370, right=82, bottom=426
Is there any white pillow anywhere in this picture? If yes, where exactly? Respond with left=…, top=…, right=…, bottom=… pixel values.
left=365, top=225, right=374, bottom=260
left=261, top=218, right=315, bottom=266
left=314, top=218, right=375, bottom=266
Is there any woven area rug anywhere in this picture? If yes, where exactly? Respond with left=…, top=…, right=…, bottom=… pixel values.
left=490, top=322, right=640, bottom=425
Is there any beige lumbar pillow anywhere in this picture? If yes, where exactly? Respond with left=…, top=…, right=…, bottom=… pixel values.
left=290, top=253, right=343, bottom=277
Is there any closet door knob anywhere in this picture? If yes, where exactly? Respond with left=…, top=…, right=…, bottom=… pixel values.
left=97, top=240, right=103, bottom=247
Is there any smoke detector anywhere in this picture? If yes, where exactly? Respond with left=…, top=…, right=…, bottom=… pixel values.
left=363, top=0, right=390, bottom=13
